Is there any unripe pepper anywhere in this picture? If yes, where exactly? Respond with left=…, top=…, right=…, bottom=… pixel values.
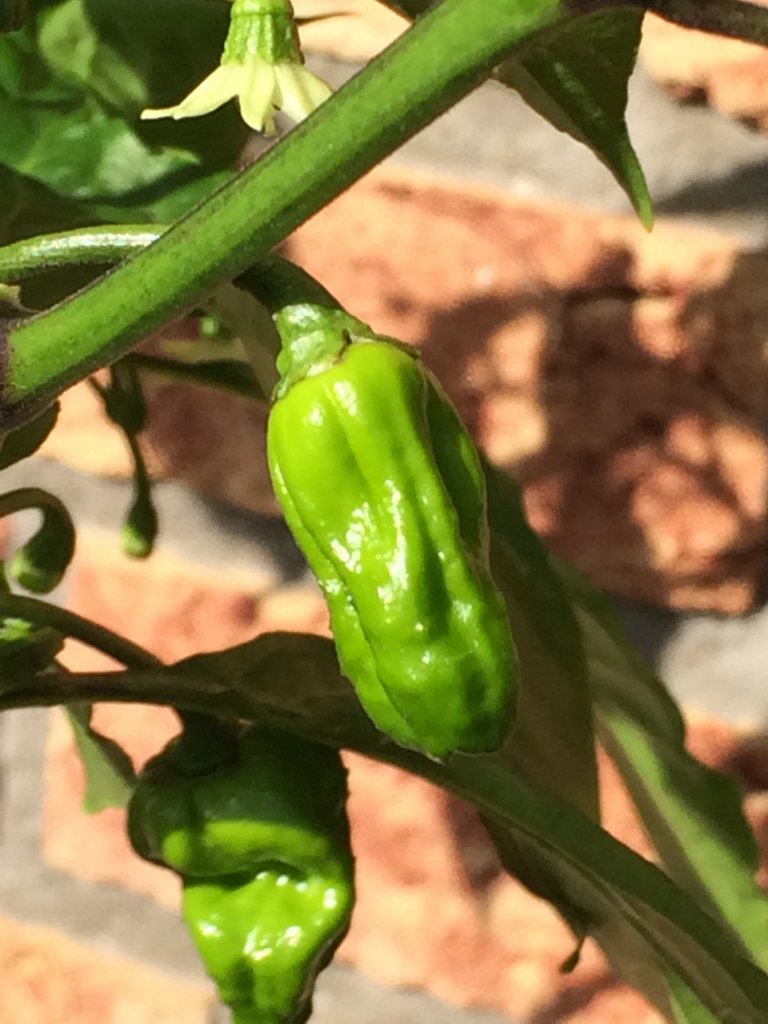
left=128, top=726, right=354, bottom=1024
left=263, top=280, right=518, bottom=759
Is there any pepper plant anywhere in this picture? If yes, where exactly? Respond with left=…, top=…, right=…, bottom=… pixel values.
left=2, top=1, right=768, bottom=1022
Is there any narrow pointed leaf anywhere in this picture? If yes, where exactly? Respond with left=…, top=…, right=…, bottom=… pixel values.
left=556, top=559, right=768, bottom=970
left=378, top=1, right=652, bottom=225
left=67, top=702, right=136, bottom=812
left=485, top=463, right=599, bottom=822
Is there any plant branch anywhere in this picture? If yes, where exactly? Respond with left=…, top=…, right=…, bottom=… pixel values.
left=0, top=591, right=162, bottom=669
left=571, top=0, right=768, bottom=45
left=0, top=486, right=70, bottom=522
left=0, top=668, right=245, bottom=717
left=127, top=353, right=262, bottom=400
left=652, top=0, right=768, bottom=43
left=0, top=0, right=563, bottom=431
left=0, top=226, right=163, bottom=281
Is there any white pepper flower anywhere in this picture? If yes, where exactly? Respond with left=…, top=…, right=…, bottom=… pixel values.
left=141, top=0, right=332, bottom=135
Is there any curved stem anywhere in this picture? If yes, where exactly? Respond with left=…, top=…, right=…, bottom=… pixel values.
left=0, top=486, right=71, bottom=522
left=0, top=226, right=162, bottom=281
left=0, top=0, right=563, bottom=429
left=0, top=591, right=162, bottom=669
left=0, top=487, right=76, bottom=590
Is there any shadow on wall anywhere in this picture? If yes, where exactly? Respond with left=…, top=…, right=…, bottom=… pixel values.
left=419, top=244, right=768, bottom=616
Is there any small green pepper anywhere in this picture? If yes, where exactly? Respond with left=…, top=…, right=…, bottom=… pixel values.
left=267, top=331, right=518, bottom=759
left=128, top=726, right=354, bottom=1024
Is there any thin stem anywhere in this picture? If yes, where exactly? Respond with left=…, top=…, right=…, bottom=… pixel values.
left=1, top=0, right=563, bottom=430
left=126, top=353, right=263, bottom=400
left=0, top=486, right=71, bottom=522
left=0, top=667, right=252, bottom=719
left=571, top=0, right=768, bottom=45
left=0, top=226, right=162, bottom=281
left=0, top=225, right=294, bottom=402
left=0, top=591, right=162, bottom=669
left=652, top=0, right=768, bottom=43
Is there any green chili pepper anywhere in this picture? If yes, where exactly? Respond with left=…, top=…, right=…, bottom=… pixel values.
left=128, top=726, right=354, bottom=1024
left=267, top=332, right=518, bottom=759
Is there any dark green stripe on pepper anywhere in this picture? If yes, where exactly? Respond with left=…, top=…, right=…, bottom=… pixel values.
left=128, top=727, right=355, bottom=1024
left=267, top=337, right=518, bottom=759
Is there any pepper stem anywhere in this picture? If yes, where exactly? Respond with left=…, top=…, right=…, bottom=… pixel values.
left=237, top=257, right=371, bottom=397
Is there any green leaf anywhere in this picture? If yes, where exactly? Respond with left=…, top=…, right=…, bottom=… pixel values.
left=0, top=403, right=58, bottom=468
left=556, top=558, right=768, bottom=971
left=0, top=612, right=62, bottom=682
left=83, top=0, right=247, bottom=174
left=66, top=702, right=136, bottom=812
left=498, top=8, right=653, bottom=228
left=37, top=0, right=145, bottom=110
left=377, top=1, right=652, bottom=226
left=169, top=633, right=768, bottom=1023
left=443, top=754, right=768, bottom=1024
left=485, top=463, right=598, bottom=822
left=0, top=0, right=243, bottom=241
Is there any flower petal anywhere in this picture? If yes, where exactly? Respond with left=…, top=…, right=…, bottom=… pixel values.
left=238, top=58, right=280, bottom=133
left=141, top=64, right=242, bottom=122
left=273, top=63, right=332, bottom=123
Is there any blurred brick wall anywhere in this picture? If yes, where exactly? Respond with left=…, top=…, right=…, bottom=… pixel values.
left=4, top=525, right=763, bottom=1024
left=40, top=170, right=768, bottom=612
left=2, top=7, right=768, bottom=1024
left=641, top=7, right=768, bottom=128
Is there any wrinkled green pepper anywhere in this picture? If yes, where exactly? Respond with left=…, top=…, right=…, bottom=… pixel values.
left=267, top=332, right=518, bottom=759
left=128, top=726, right=355, bottom=1024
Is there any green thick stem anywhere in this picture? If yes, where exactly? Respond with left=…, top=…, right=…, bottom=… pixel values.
left=0, top=0, right=563, bottom=430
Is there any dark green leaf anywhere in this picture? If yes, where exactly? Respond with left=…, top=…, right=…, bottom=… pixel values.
left=498, top=8, right=653, bottom=228
left=169, top=633, right=768, bottom=1022
left=443, top=754, right=768, bottom=1024
left=0, top=0, right=243, bottom=241
left=67, top=702, right=136, bottom=812
left=377, top=1, right=652, bottom=225
left=0, top=402, right=58, bottom=468
left=0, top=0, right=26, bottom=33
left=38, top=0, right=145, bottom=110
left=556, top=558, right=768, bottom=971
left=485, top=463, right=599, bottom=822
left=0, top=612, right=62, bottom=682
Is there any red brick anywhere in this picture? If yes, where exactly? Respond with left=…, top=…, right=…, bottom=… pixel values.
left=299, top=0, right=405, bottom=61
left=35, top=170, right=768, bottom=611
left=41, top=536, right=768, bottom=1022
left=641, top=9, right=768, bottom=130
left=0, top=915, right=212, bottom=1024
